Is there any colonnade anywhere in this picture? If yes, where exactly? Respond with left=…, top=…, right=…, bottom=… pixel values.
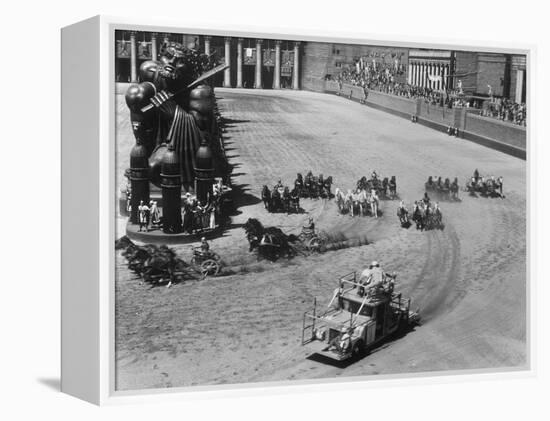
left=128, top=31, right=163, bottom=82
left=127, top=32, right=300, bottom=89
left=407, top=61, right=451, bottom=91
left=220, top=37, right=301, bottom=89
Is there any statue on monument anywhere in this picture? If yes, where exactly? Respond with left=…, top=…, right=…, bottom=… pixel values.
left=124, top=41, right=229, bottom=192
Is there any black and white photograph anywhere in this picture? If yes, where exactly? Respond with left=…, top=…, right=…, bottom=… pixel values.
left=4, top=0, right=550, bottom=418
left=114, top=29, right=528, bottom=391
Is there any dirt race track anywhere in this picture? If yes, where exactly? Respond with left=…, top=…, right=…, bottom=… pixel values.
left=115, top=88, right=527, bottom=391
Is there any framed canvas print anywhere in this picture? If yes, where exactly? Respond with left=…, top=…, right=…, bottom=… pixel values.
left=61, top=15, right=531, bottom=405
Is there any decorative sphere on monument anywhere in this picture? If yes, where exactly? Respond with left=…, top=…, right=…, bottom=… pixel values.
left=189, top=85, right=214, bottom=114
left=125, top=82, right=156, bottom=113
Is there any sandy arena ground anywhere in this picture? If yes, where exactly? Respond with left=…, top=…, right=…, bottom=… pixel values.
left=114, top=88, right=527, bottom=391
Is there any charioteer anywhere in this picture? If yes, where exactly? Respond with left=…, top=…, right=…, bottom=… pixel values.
left=473, top=168, right=480, bottom=183
left=422, top=192, right=431, bottom=206
left=200, top=237, right=210, bottom=253
left=303, top=216, right=315, bottom=233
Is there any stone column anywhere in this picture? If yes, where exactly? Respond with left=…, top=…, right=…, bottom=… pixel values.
left=515, top=69, right=524, bottom=103
left=130, top=31, right=138, bottom=83
left=274, top=40, right=282, bottom=89
left=151, top=33, right=158, bottom=61
left=204, top=36, right=211, bottom=55
left=427, top=63, right=431, bottom=87
left=236, top=38, right=243, bottom=88
left=292, top=41, right=300, bottom=90
left=255, top=39, right=263, bottom=89
left=422, top=63, right=428, bottom=87
left=408, top=63, right=412, bottom=84
left=223, top=37, right=232, bottom=88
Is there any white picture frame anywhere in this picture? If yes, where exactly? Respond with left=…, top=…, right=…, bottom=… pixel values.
left=61, top=15, right=533, bottom=405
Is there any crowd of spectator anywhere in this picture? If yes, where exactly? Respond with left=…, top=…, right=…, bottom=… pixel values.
left=127, top=180, right=224, bottom=234
left=481, top=97, right=526, bottom=126
left=333, top=61, right=526, bottom=126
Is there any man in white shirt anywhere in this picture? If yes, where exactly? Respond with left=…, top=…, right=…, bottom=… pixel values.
left=137, top=200, right=150, bottom=232
left=359, top=261, right=395, bottom=295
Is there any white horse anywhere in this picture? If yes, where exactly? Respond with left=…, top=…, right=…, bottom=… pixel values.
left=335, top=187, right=345, bottom=212
left=346, top=190, right=354, bottom=216
left=351, top=190, right=361, bottom=216
left=357, top=189, right=368, bottom=216
left=369, top=190, right=379, bottom=218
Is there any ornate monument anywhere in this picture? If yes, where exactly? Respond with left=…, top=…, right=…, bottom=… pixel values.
left=123, top=41, right=230, bottom=239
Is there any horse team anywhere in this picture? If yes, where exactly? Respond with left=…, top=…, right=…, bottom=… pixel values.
left=294, top=172, right=334, bottom=199
left=115, top=236, right=190, bottom=286
left=261, top=172, right=334, bottom=214
left=465, top=173, right=504, bottom=198
left=243, top=218, right=300, bottom=260
left=425, top=176, right=460, bottom=201
left=334, top=172, right=397, bottom=218
left=411, top=196, right=443, bottom=231
left=261, top=183, right=301, bottom=213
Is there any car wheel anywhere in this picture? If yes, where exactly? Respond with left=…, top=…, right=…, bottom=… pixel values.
left=352, top=340, right=365, bottom=358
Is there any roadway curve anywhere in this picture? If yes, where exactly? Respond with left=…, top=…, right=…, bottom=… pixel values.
left=115, top=88, right=526, bottom=390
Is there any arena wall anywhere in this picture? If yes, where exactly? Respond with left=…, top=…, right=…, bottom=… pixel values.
left=324, top=81, right=416, bottom=118
left=418, top=101, right=455, bottom=126
left=463, top=113, right=526, bottom=150
left=320, top=81, right=526, bottom=159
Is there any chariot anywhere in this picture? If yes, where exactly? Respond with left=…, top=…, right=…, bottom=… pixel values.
left=298, top=227, right=327, bottom=252
left=191, top=247, right=221, bottom=277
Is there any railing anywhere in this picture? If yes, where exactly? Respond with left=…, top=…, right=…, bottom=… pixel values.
left=338, top=271, right=359, bottom=291
left=301, top=298, right=316, bottom=345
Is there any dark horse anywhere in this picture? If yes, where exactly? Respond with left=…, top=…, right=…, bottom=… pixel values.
left=261, top=185, right=272, bottom=211
left=243, top=218, right=298, bottom=260
left=397, top=205, right=410, bottom=227
left=294, top=173, right=304, bottom=197
left=116, top=236, right=190, bottom=285
left=321, top=176, right=333, bottom=198
left=381, top=177, right=389, bottom=198
left=389, top=176, right=397, bottom=199
left=289, top=187, right=301, bottom=213
left=412, top=204, right=426, bottom=231
left=450, top=177, right=459, bottom=200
